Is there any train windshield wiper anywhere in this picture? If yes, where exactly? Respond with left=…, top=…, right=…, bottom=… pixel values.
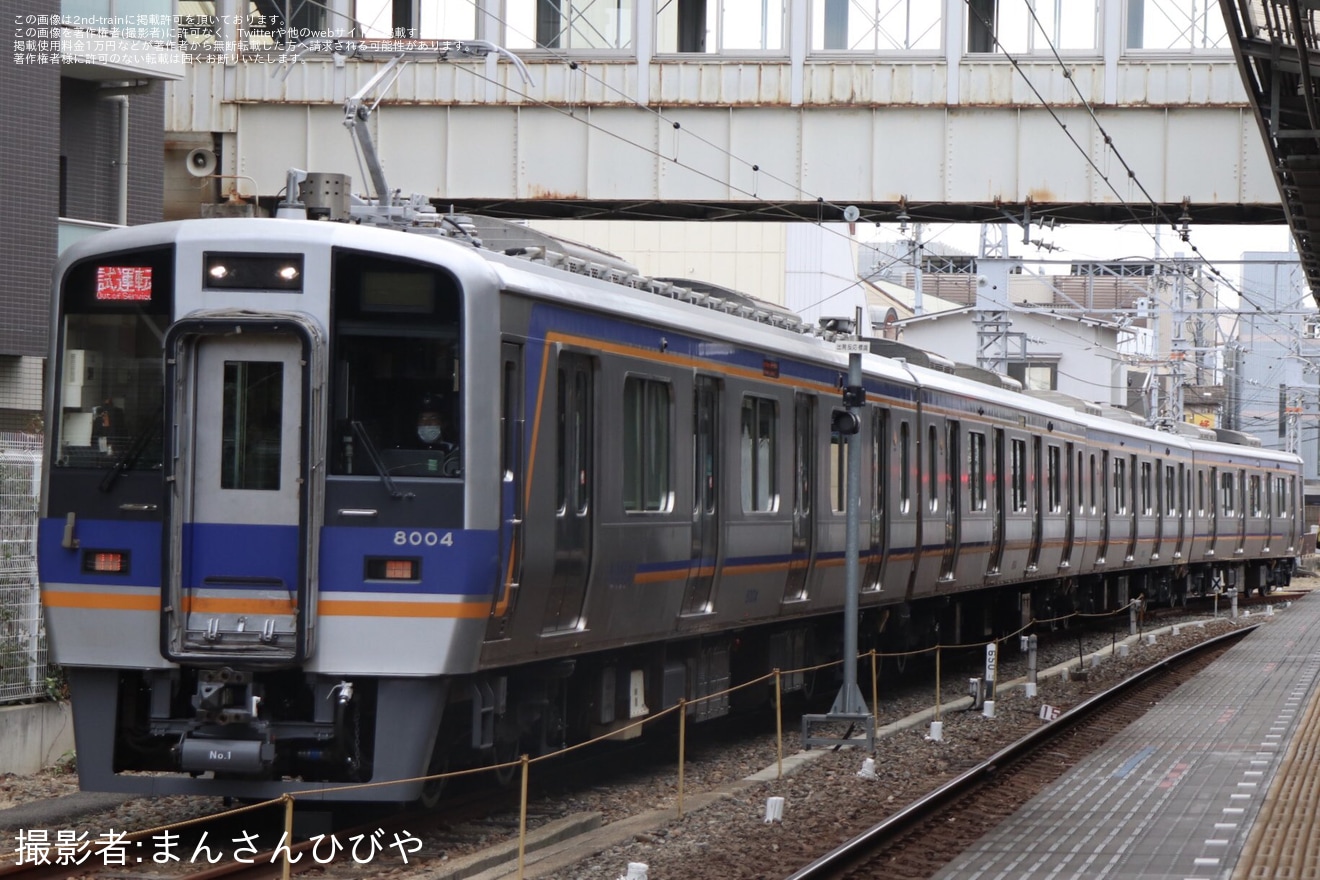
left=350, top=420, right=413, bottom=500
left=98, top=408, right=163, bottom=493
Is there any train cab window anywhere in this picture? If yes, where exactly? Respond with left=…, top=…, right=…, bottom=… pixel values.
left=741, top=396, right=778, bottom=512
left=329, top=251, right=461, bottom=478
left=969, top=431, right=986, bottom=511
left=623, top=377, right=672, bottom=512
left=55, top=247, right=172, bottom=469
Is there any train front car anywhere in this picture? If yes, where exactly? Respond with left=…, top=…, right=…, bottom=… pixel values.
left=39, top=220, right=501, bottom=802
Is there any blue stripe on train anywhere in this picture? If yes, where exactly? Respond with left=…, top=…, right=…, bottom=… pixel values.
left=38, top=518, right=500, bottom=597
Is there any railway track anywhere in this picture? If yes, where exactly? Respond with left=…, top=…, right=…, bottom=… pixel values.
left=784, top=625, right=1254, bottom=880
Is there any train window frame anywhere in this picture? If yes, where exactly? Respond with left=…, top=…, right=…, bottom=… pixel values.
left=623, top=375, right=673, bottom=513
left=740, top=395, right=779, bottom=513
left=1220, top=470, right=1235, bottom=517
left=1249, top=474, right=1262, bottom=517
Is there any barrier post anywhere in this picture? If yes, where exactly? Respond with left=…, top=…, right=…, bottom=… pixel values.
left=870, top=651, right=880, bottom=728
left=774, top=670, right=784, bottom=779
left=677, top=698, right=687, bottom=818
left=934, top=646, right=941, bottom=721
left=281, top=794, right=294, bottom=880
left=518, top=754, right=530, bottom=880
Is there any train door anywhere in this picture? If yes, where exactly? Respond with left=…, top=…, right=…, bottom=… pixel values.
left=1209, top=466, right=1219, bottom=556
left=783, top=393, right=815, bottom=603
left=543, top=353, right=594, bottom=633
left=1236, top=469, right=1248, bottom=556
left=1126, top=454, right=1138, bottom=562
left=1177, top=463, right=1187, bottom=557
left=1152, top=460, right=1164, bottom=560
left=989, top=428, right=1005, bottom=575
left=487, top=343, right=525, bottom=638
left=682, top=376, right=721, bottom=614
left=1098, top=450, right=1110, bottom=563
left=863, top=407, right=889, bottom=591
left=1027, top=437, right=1043, bottom=571
left=939, top=420, right=960, bottom=581
left=163, top=326, right=313, bottom=663
left=1062, top=443, right=1076, bottom=567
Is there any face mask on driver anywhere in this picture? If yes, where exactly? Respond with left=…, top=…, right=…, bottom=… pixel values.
left=418, top=425, right=442, bottom=444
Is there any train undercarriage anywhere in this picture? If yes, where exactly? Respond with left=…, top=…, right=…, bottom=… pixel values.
left=75, top=556, right=1295, bottom=802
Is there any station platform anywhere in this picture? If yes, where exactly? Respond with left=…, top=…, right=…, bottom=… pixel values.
left=932, top=592, right=1320, bottom=880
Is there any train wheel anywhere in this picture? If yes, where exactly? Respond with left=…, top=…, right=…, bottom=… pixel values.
left=492, top=735, right=520, bottom=787
left=416, top=737, right=452, bottom=810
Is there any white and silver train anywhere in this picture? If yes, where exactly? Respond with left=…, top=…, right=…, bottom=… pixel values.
left=39, top=208, right=1303, bottom=802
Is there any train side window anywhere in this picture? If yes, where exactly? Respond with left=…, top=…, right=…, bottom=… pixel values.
left=830, top=410, right=848, bottom=514
left=1010, top=438, right=1027, bottom=512
left=1113, top=457, right=1126, bottom=515
left=741, top=396, right=778, bottom=512
left=928, top=424, right=940, bottom=514
left=899, top=421, right=911, bottom=514
left=623, top=377, right=672, bottom=512
left=1197, top=470, right=1206, bottom=516
left=1249, top=474, right=1262, bottom=517
left=1140, top=461, right=1152, bottom=516
left=1089, top=453, right=1097, bottom=515
left=1076, top=449, right=1084, bottom=516
left=1165, top=464, right=1177, bottom=516
left=1220, top=470, right=1234, bottom=516
left=1047, top=445, right=1061, bottom=513
left=969, top=431, right=986, bottom=511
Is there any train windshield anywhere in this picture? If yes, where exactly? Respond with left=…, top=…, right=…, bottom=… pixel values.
left=53, top=247, right=172, bottom=469
left=330, top=249, right=463, bottom=478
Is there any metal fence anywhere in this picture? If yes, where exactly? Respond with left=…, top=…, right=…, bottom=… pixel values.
left=0, top=432, right=46, bottom=704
